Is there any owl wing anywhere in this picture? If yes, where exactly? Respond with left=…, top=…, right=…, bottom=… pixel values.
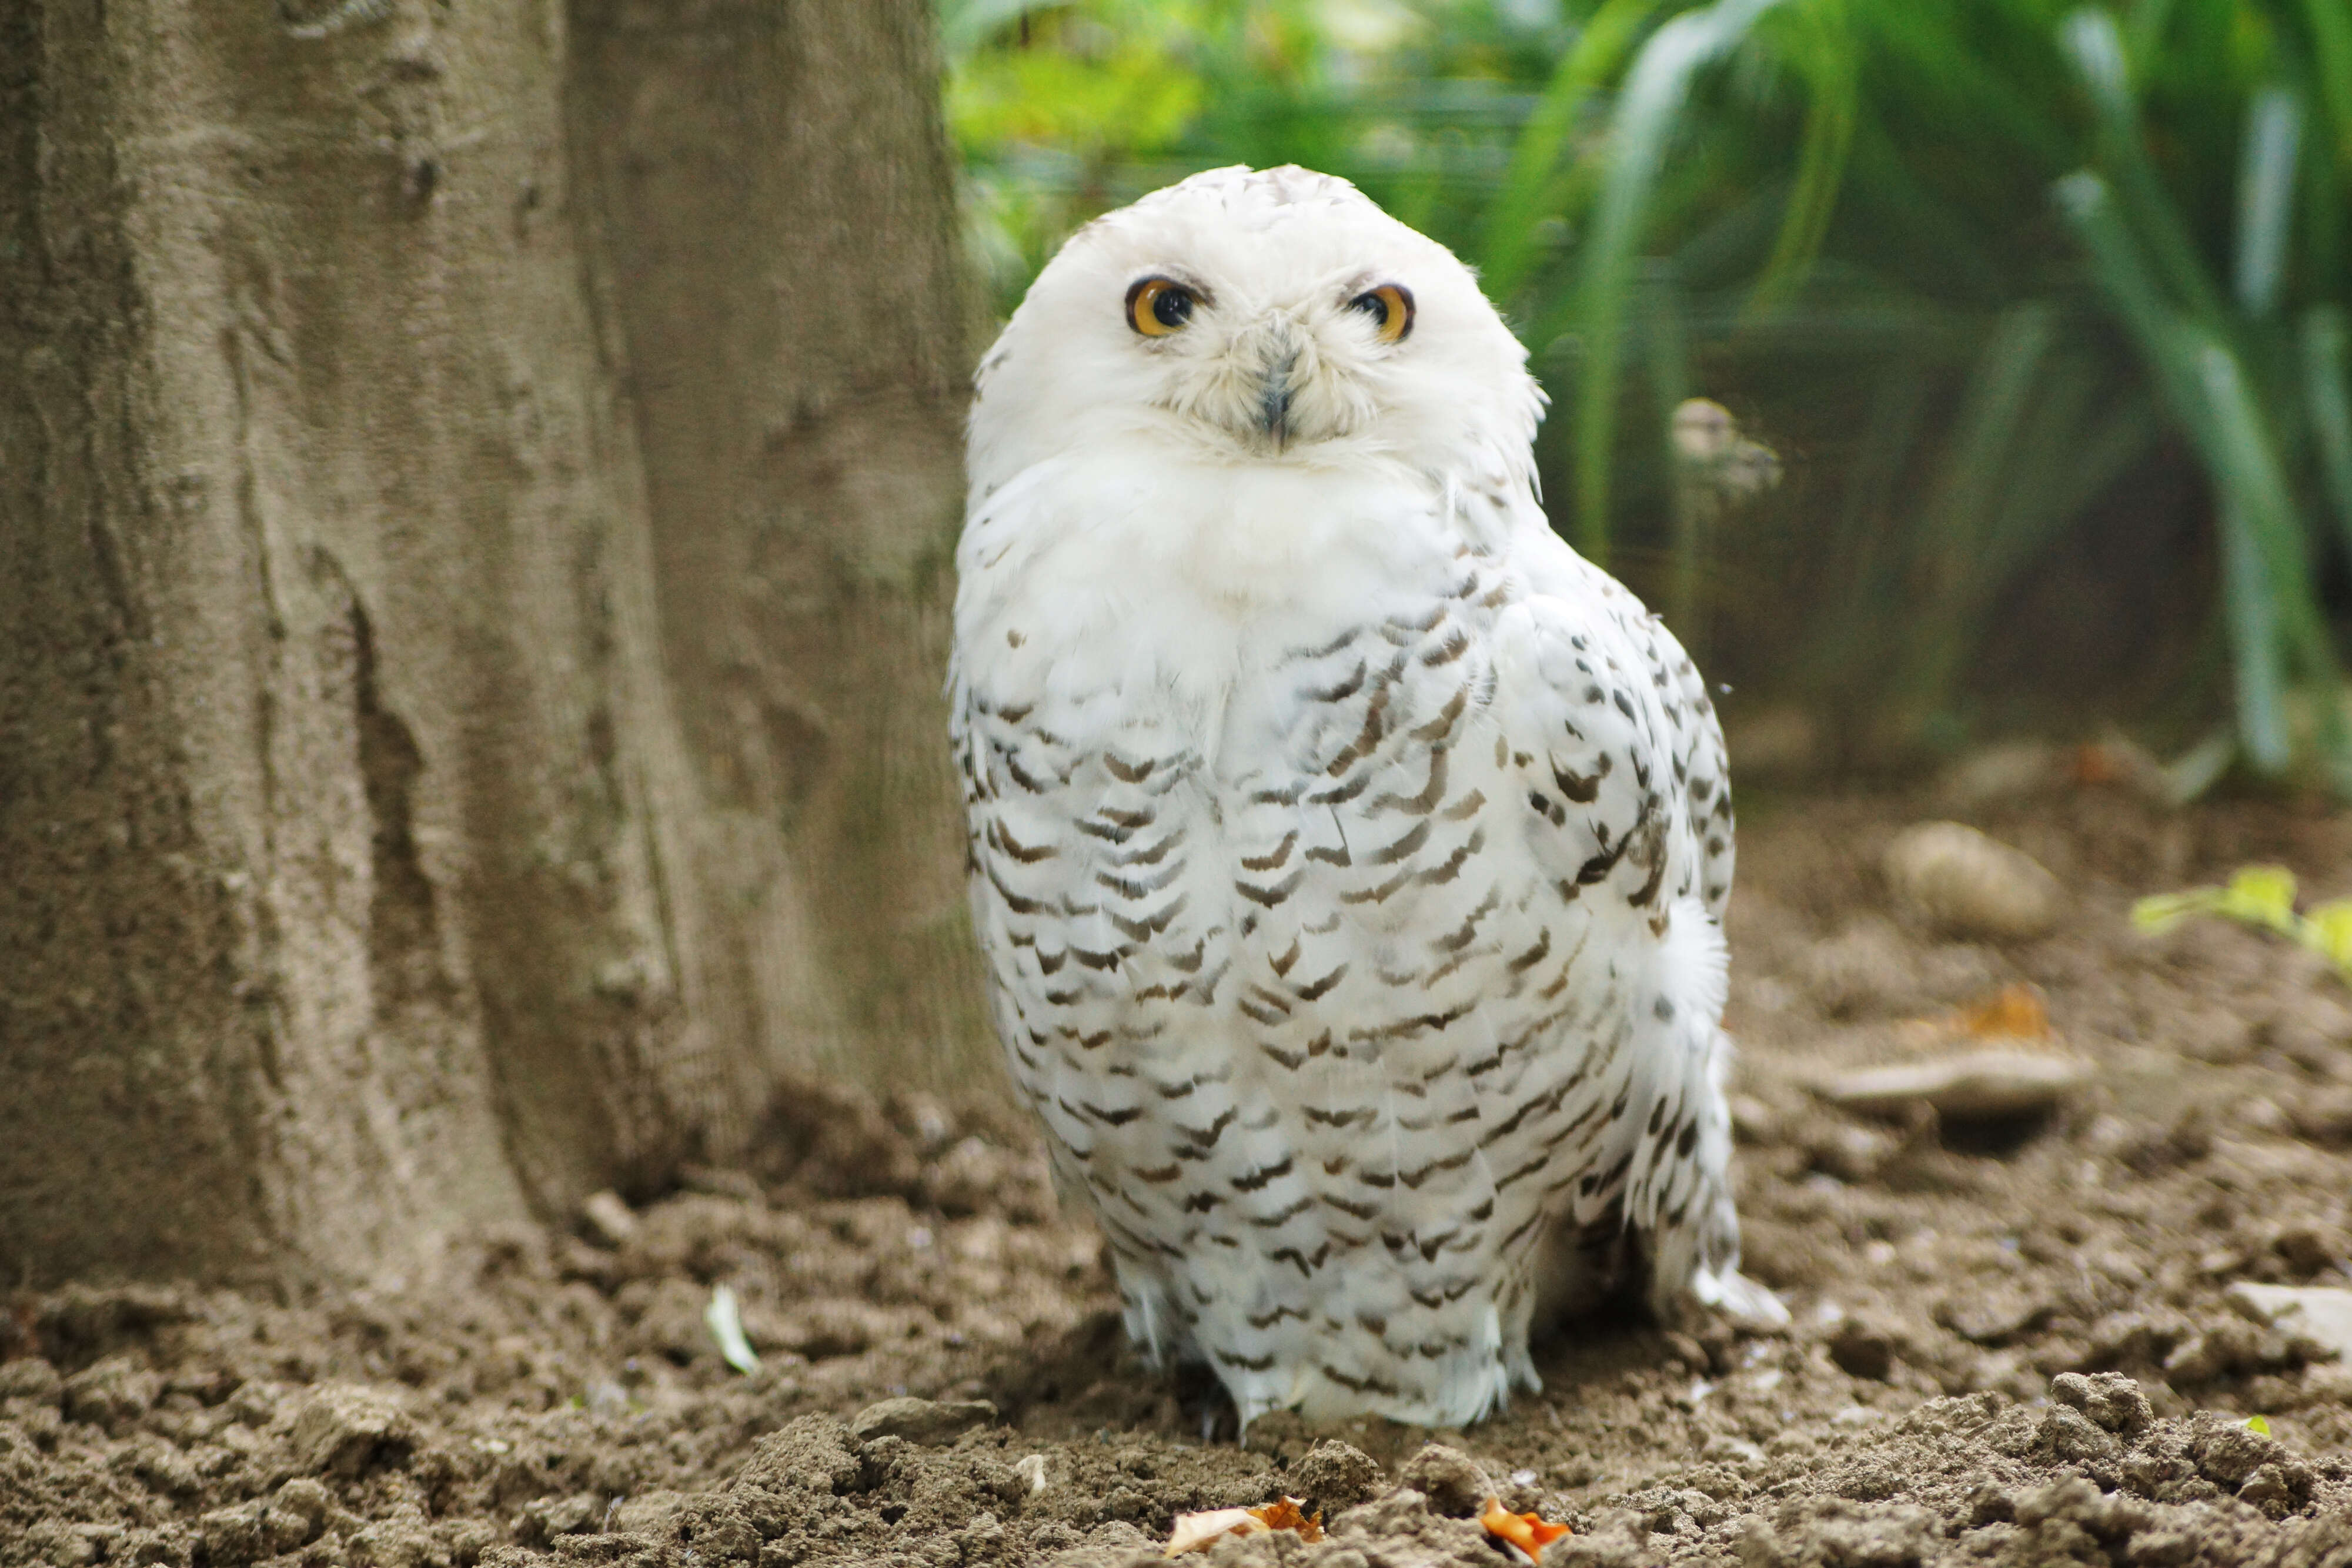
left=1486, top=534, right=1775, bottom=1325
left=1487, top=541, right=1729, bottom=929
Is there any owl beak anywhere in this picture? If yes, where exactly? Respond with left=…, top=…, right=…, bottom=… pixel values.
left=1260, top=353, right=1296, bottom=452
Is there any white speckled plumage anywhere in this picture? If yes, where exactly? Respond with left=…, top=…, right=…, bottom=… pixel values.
left=950, top=166, right=1783, bottom=1429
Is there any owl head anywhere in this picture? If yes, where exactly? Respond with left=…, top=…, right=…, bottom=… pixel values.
left=967, top=166, right=1544, bottom=497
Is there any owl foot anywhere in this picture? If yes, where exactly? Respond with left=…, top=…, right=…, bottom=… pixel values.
left=1698, top=1269, right=1790, bottom=1329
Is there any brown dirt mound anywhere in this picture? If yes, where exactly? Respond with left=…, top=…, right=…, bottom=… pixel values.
left=6, top=784, right=2352, bottom=1567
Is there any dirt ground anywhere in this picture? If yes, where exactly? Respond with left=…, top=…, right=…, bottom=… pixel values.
left=11, top=778, right=2352, bottom=1568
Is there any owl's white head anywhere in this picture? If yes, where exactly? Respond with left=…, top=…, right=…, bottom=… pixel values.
left=966, top=166, right=1544, bottom=499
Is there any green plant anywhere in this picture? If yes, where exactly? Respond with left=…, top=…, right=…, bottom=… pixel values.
left=2132, top=864, right=2352, bottom=978
left=939, top=0, right=2352, bottom=785
left=1516, top=0, right=2352, bottom=778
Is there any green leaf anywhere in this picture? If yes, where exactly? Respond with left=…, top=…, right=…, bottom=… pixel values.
left=2304, top=307, right=2352, bottom=560
left=2307, top=901, right=2352, bottom=971
left=1745, top=0, right=1860, bottom=317
left=2190, top=339, right=2350, bottom=776
left=2056, top=167, right=2340, bottom=776
left=1569, top=0, right=1785, bottom=562
left=2234, top=88, right=2303, bottom=316
left=1478, top=0, right=1662, bottom=303
left=2219, top=864, right=2300, bottom=930
left=2060, top=8, right=2227, bottom=321
left=2301, top=0, right=2352, bottom=171
left=2131, top=887, right=2229, bottom=934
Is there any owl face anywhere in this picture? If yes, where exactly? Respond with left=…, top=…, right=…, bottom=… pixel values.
left=967, top=166, right=1544, bottom=499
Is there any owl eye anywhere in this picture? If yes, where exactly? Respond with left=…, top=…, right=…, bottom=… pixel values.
left=1349, top=283, right=1415, bottom=344
left=1126, top=277, right=1198, bottom=337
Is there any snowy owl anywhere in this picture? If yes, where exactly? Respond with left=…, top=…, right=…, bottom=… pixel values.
left=950, top=165, right=1784, bottom=1429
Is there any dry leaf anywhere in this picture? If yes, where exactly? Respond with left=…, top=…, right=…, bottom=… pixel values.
left=1164, top=1508, right=1262, bottom=1555
left=1480, top=1496, right=1571, bottom=1562
left=1899, top=982, right=2053, bottom=1045
left=1165, top=1497, right=1322, bottom=1556
left=1250, top=1497, right=1324, bottom=1542
left=1954, top=982, right=2052, bottom=1039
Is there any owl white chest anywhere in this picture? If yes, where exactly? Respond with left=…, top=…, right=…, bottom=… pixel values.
left=953, top=456, right=1671, bottom=1425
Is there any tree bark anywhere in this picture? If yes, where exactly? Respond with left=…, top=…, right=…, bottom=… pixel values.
left=0, top=0, right=980, bottom=1286
left=569, top=0, right=987, bottom=1101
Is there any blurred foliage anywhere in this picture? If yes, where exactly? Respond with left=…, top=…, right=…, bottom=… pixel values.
left=2134, top=864, right=2352, bottom=979
left=938, top=0, right=2352, bottom=788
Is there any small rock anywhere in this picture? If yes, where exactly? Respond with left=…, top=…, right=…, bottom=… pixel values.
left=609, top=1489, right=687, bottom=1535
left=1291, top=1439, right=1384, bottom=1513
left=2272, top=1223, right=2343, bottom=1276
left=195, top=1505, right=270, bottom=1568
left=289, top=1385, right=415, bottom=1478
left=0, top=1358, right=62, bottom=1405
left=1805, top=1121, right=1898, bottom=1182
left=580, top=1190, right=639, bottom=1247
left=2048, top=1372, right=2151, bottom=1437
left=922, top=1136, right=1016, bottom=1217
left=266, top=1479, right=333, bottom=1549
left=1728, top=1095, right=1780, bottom=1143
left=2236, top=1464, right=2293, bottom=1519
left=60, top=1356, right=159, bottom=1433
left=21, top=1525, right=103, bottom=1568
left=516, top=1495, right=602, bottom=1546
left=1882, top=822, right=2063, bottom=942
left=1828, top=1315, right=1900, bottom=1381
left=226, top=1380, right=288, bottom=1429
left=2013, top=1475, right=2102, bottom=1530
left=1822, top=1051, right=2089, bottom=1121
left=847, top=1396, right=997, bottom=1445
left=1396, top=1443, right=1492, bottom=1517
left=2227, top=1283, right=2352, bottom=1363
left=1701, top=1432, right=1765, bottom=1466
left=2189, top=1416, right=2287, bottom=1489
left=1938, top=1291, right=2051, bottom=1347
left=1965, top=1480, right=2016, bottom=1526
left=2033, top=1404, right=2120, bottom=1465
left=2287, top=1089, right=2352, bottom=1145
left=2163, top=1320, right=2258, bottom=1383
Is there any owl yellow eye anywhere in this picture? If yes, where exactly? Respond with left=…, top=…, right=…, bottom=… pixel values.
left=1349, top=283, right=1415, bottom=344
left=1127, top=276, right=1198, bottom=337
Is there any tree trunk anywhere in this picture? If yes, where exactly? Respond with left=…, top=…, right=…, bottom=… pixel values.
left=0, top=0, right=980, bottom=1287
left=568, top=0, right=986, bottom=1101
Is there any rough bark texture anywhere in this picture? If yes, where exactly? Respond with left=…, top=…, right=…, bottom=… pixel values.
left=569, top=0, right=985, bottom=1099
left=0, top=0, right=980, bottom=1286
